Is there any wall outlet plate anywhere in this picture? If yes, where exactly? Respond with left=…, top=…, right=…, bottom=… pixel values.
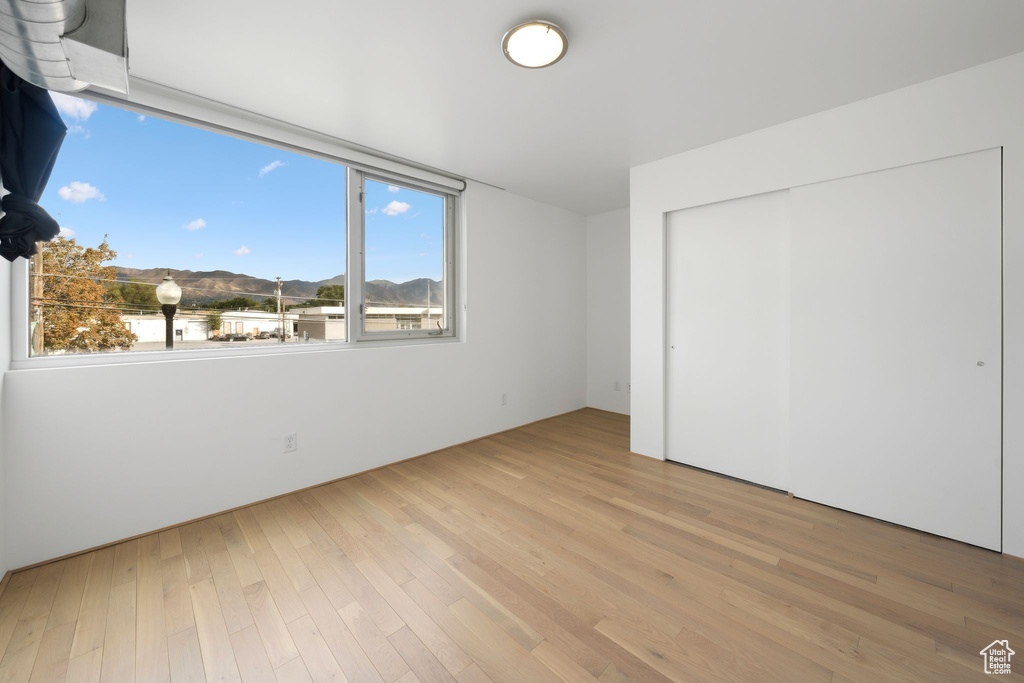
left=284, top=434, right=297, bottom=453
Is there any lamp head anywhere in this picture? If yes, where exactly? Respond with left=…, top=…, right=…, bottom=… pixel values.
left=155, top=270, right=182, bottom=305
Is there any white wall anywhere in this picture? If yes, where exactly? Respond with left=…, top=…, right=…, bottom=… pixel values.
left=585, top=208, right=630, bottom=415
left=2, top=182, right=587, bottom=568
left=631, top=50, right=1024, bottom=557
left=0, top=256, right=10, bottom=573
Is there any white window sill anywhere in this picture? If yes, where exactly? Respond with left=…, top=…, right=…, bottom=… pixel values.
left=8, top=334, right=463, bottom=372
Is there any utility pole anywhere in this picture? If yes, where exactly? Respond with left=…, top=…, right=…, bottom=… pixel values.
left=276, top=276, right=283, bottom=342
left=30, top=247, right=44, bottom=356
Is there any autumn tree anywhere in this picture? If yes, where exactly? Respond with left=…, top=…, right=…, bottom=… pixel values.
left=37, top=236, right=138, bottom=352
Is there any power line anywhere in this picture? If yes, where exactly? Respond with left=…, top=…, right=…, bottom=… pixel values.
left=33, top=274, right=442, bottom=309
left=34, top=299, right=440, bottom=317
left=32, top=298, right=269, bottom=314
left=37, top=271, right=350, bottom=282
left=33, top=296, right=163, bottom=309
left=32, top=272, right=346, bottom=303
left=34, top=302, right=160, bottom=314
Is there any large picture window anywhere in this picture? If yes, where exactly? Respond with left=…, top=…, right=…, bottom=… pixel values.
left=23, top=93, right=458, bottom=359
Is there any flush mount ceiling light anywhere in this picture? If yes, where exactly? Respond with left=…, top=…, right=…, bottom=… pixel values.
left=502, top=20, right=568, bottom=68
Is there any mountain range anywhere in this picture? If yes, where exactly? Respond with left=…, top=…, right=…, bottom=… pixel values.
left=114, top=267, right=443, bottom=306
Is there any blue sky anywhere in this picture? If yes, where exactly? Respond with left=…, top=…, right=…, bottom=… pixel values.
left=43, top=94, right=445, bottom=284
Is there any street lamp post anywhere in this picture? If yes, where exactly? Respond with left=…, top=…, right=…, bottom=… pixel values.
left=155, top=271, right=182, bottom=350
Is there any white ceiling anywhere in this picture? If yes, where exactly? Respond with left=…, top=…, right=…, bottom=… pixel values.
left=127, top=1, right=1024, bottom=215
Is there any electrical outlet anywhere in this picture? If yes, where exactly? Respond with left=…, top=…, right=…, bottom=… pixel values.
left=501, top=392, right=508, bottom=406
left=627, top=383, right=631, bottom=394
left=284, top=434, right=297, bottom=453
left=614, top=380, right=621, bottom=392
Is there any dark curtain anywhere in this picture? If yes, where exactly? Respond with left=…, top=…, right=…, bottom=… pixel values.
left=0, top=59, right=67, bottom=261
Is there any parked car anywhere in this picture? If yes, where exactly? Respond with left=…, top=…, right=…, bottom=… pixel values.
left=255, top=332, right=272, bottom=339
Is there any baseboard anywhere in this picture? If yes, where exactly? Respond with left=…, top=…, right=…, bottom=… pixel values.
left=583, top=404, right=630, bottom=417
left=665, top=458, right=788, bottom=495
left=9, top=407, right=596, bottom=574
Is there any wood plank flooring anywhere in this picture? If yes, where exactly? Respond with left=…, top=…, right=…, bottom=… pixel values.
left=0, top=408, right=1022, bottom=682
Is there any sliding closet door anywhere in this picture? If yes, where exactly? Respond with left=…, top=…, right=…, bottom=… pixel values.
left=666, top=191, right=790, bottom=490
left=790, top=149, right=1002, bottom=550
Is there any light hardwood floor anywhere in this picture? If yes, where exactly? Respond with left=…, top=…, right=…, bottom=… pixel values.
left=0, top=408, right=1021, bottom=682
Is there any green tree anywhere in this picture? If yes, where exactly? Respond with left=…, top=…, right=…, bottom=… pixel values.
left=314, top=284, right=345, bottom=304
left=38, top=236, right=138, bottom=352
left=107, top=279, right=159, bottom=310
left=206, top=312, right=223, bottom=335
left=208, top=296, right=262, bottom=310
left=290, top=284, right=344, bottom=309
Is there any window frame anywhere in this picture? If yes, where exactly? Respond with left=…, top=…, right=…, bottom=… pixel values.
left=8, top=85, right=464, bottom=370
left=349, top=169, right=457, bottom=342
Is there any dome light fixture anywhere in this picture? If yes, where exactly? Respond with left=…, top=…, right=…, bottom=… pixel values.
left=502, top=20, right=568, bottom=69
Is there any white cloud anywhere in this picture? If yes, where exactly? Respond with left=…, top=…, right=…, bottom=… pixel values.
left=58, top=226, right=75, bottom=237
left=258, top=160, right=285, bottom=178
left=382, top=200, right=411, bottom=216
left=66, top=124, right=87, bottom=136
left=58, top=181, right=105, bottom=203
left=183, top=218, right=207, bottom=231
left=387, top=185, right=400, bottom=193
left=123, top=253, right=134, bottom=259
left=195, top=252, right=204, bottom=259
left=234, top=245, right=251, bottom=256
left=137, top=114, right=146, bottom=122
left=50, top=92, right=97, bottom=121
left=366, top=207, right=378, bottom=215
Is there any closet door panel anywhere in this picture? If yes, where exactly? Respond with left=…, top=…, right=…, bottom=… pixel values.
left=789, top=149, right=1002, bottom=550
left=666, top=191, right=791, bottom=490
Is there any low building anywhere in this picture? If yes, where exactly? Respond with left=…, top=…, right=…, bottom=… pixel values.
left=289, top=306, right=346, bottom=341
left=218, top=309, right=298, bottom=337
left=121, top=313, right=210, bottom=343
left=121, top=309, right=301, bottom=342
left=288, top=305, right=443, bottom=340
left=121, top=305, right=443, bottom=344
left=366, top=305, right=444, bottom=332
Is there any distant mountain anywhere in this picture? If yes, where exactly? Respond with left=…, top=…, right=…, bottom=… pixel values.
left=114, top=267, right=442, bottom=307
left=317, top=273, right=347, bottom=288
left=366, top=279, right=443, bottom=306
